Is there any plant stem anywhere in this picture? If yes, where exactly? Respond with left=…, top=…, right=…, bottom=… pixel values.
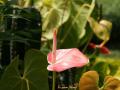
left=52, top=29, right=57, bottom=90
left=82, top=32, right=93, bottom=53
left=52, top=71, right=56, bottom=90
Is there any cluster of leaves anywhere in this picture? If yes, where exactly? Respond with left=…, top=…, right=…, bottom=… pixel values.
left=37, top=0, right=117, bottom=90
left=0, top=0, right=46, bottom=90
left=79, top=70, right=120, bottom=90
left=38, top=0, right=95, bottom=48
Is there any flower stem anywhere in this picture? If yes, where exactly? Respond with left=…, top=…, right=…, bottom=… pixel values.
left=52, top=71, right=56, bottom=90
left=52, top=29, right=57, bottom=90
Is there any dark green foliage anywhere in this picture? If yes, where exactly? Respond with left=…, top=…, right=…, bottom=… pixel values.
left=92, top=62, right=109, bottom=87
left=0, top=3, right=42, bottom=66
left=0, top=49, right=49, bottom=90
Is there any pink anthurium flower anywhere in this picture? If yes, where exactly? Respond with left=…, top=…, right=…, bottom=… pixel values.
left=47, top=29, right=89, bottom=72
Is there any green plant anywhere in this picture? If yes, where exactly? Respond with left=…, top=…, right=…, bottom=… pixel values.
left=0, top=0, right=118, bottom=90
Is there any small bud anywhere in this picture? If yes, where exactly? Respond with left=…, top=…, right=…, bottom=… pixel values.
left=99, top=46, right=111, bottom=54
left=88, top=43, right=96, bottom=49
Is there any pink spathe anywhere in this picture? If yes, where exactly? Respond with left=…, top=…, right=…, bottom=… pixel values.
left=47, top=48, right=89, bottom=72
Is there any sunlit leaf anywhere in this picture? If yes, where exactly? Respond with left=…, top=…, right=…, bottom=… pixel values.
left=79, top=70, right=99, bottom=90
left=58, top=0, right=95, bottom=48
left=0, top=0, right=4, bottom=4
left=43, top=0, right=54, bottom=7
left=102, top=76, right=120, bottom=90
left=41, top=0, right=71, bottom=39
left=88, top=17, right=112, bottom=42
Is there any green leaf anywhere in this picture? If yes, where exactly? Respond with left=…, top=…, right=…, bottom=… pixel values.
left=0, top=29, right=40, bottom=44
left=0, top=0, right=4, bottom=4
left=96, top=53, right=120, bottom=80
left=41, top=0, right=71, bottom=39
left=42, top=8, right=63, bottom=39
left=92, top=62, right=109, bottom=87
left=58, top=0, right=95, bottom=48
left=109, top=64, right=119, bottom=76
left=88, top=17, right=112, bottom=41
left=0, top=49, right=49, bottom=90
